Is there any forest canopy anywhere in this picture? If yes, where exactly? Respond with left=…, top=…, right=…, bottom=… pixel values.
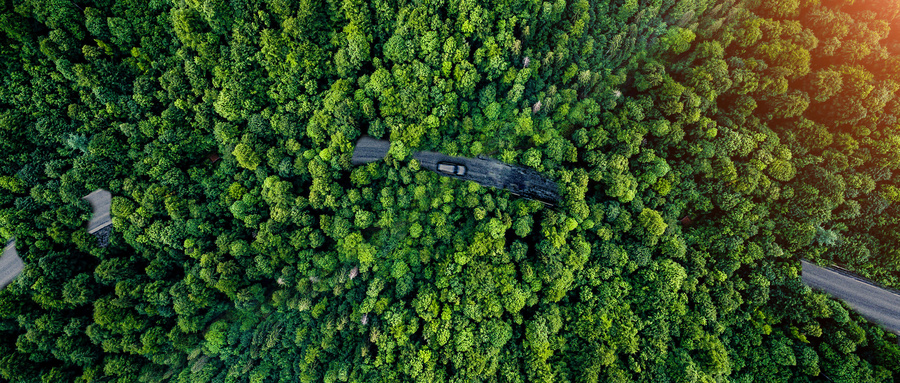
left=1, top=0, right=900, bottom=381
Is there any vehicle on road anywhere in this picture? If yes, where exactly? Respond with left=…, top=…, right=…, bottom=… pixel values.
left=436, top=162, right=467, bottom=176
left=352, top=137, right=559, bottom=205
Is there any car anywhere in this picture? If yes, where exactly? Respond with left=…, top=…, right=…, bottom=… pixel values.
left=436, top=162, right=466, bottom=176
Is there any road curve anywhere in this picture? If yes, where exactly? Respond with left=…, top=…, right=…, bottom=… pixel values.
left=801, top=260, right=900, bottom=333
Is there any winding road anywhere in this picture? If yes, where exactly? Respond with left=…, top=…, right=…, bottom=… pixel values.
left=801, top=260, right=900, bottom=334
left=0, top=189, right=114, bottom=290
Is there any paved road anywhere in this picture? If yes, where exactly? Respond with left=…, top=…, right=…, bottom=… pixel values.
left=0, top=240, right=23, bottom=290
left=801, top=260, right=900, bottom=333
left=83, top=189, right=112, bottom=234
left=352, top=136, right=560, bottom=204
left=352, top=137, right=514, bottom=189
left=351, top=136, right=391, bottom=165
left=412, top=151, right=510, bottom=188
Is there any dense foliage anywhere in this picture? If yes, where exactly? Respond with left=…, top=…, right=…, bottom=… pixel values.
left=1, top=0, right=900, bottom=381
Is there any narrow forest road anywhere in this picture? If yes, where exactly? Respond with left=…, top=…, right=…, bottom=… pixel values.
left=351, top=136, right=560, bottom=204
left=351, top=136, right=391, bottom=165
left=83, top=189, right=112, bottom=234
left=0, top=240, right=23, bottom=289
left=352, top=135, right=509, bottom=188
left=801, top=260, right=900, bottom=334
left=0, top=190, right=114, bottom=290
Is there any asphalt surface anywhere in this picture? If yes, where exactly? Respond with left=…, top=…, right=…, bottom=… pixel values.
left=0, top=240, right=23, bottom=290
left=413, top=151, right=510, bottom=188
left=351, top=136, right=560, bottom=204
left=351, top=136, right=391, bottom=165
left=83, top=189, right=112, bottom=234
left=351, top=136, right=514, bottom=188
left=801, top=260, right=900, bottom=333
